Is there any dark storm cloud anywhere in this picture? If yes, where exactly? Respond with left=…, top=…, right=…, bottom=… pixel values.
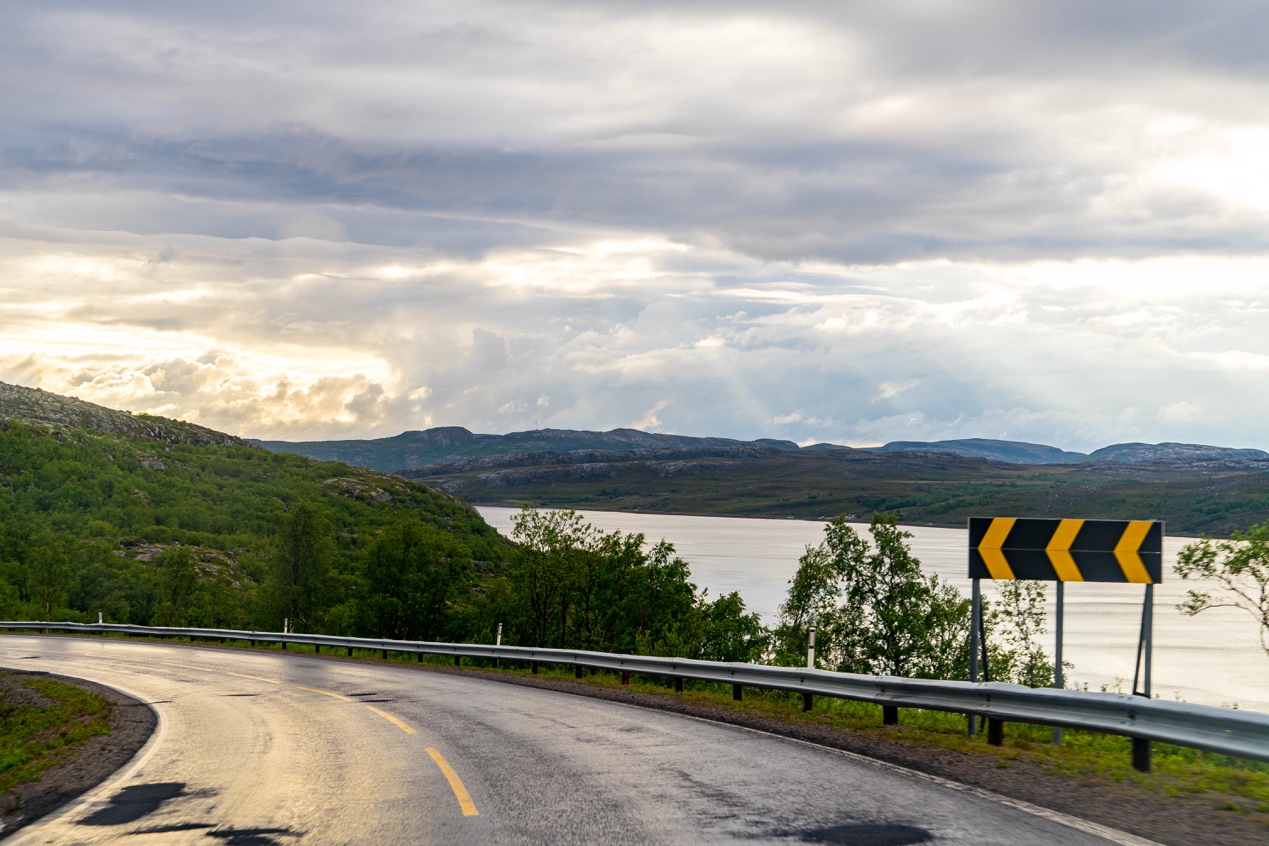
left=4, top=0, right=1269, bottom=263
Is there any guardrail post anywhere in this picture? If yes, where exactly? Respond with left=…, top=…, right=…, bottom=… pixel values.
left=281, top=638, right=287, bottom=650
left=454, top=655, right=462, bottom=667
left=883, top=705, right=899, bottom=725
left=417, top=651, right=423, bottom=662
left=314, top=644, right=320, bottom=654
left=531, top=660, right=539, bottom=674
left=346, top=646, right=353, bottom=656
left=733, top=684, right=742, bottom=701
left=802, top=693, right=813, bottom=712
left=1132, top=737, right=1151, bottom=772
left=987, top=718, right=1004, bottom=746
left=574, top=664, right=583, bottom=679
left=674, top=677, right=684, bottom=693
left=621, top=670, right=629, bottom=685
left=381, top=649, right=388, bottom=659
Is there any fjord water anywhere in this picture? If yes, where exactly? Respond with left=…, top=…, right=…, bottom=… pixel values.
left=477, top=506, right=1269, bottom=713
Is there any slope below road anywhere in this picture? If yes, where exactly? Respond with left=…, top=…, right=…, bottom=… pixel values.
left=1, top=637, right=1145, bottom=846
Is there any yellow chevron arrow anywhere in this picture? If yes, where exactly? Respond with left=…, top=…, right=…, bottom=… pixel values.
left=977, top=517, right=1016, bottom=580
left=1045, top=518, right=1085, bottom=581
left=1114, top=520, right=1155, bottom=584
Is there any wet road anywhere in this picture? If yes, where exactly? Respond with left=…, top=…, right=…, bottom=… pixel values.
left=0, top=636, right=1152, bottom=845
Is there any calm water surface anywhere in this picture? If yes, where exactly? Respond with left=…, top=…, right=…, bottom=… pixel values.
left=477, top=506, right=1269, bottom=712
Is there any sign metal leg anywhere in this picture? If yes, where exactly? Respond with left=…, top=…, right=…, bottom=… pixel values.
left=1131, top=583, right=1154, bottom=772
left=968, top=578, right=981, bottom=737
left=1053, top=581, right=1064, bottom=746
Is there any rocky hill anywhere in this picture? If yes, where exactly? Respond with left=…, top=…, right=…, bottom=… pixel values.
left=1083, top=442, right=1269, bottom=463
left=256, top=426, right=801, bottom=472
left=867, top=438, right=1086, bottom=464
left=0, top=381, right=251, bottom=448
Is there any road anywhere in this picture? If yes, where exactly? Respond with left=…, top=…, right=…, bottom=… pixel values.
left=0, top=636, right=1152, bottom=846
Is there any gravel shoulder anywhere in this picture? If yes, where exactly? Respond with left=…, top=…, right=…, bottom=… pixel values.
left=0, top=670, right=156, bottom=840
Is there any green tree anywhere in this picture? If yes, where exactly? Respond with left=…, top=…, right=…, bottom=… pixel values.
left=1177, top=523, right=1269, bottom=659
left=359, top=519, right=473, bottom=641
left=774, top=513, right=970, bottom=678
left=27, top=532, right=70, bottom=622
left=693, top=591, right=769, bottom=663
left=992, top=581, right=1055, bottom=687
left=266, top=502, right=331, bottom=633
left=508, top=507, right=593, bottom=647
left=156, top=545, right=198, bottom=626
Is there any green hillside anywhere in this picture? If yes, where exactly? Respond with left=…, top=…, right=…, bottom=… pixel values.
left=0, top=384, right=508, bottom=631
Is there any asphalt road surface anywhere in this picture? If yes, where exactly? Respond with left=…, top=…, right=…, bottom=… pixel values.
left=0, top=636, right=1154, bottom=846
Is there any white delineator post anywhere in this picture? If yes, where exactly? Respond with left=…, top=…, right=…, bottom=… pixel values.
left=802, top=628, right=816, bottom=712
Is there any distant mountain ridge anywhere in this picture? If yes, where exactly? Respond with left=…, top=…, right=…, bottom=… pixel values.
left=1084, top=442, right=1269, bottom=463
left=8, top=377, right=1256, bottom=473
left=254, top=427, right=801, bottom=473
left=866, top=438, right=1085, bottom=464
left=257, top=427, right=1269, bottom=473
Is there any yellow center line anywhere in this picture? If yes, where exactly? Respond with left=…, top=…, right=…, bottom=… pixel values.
left=365, top=705, right=415, bottom=734
left=296, top=685, right=351, bottom=701
left=225, top=671, right=281, bottom=685
left=427, top=748, right=479, bottom=816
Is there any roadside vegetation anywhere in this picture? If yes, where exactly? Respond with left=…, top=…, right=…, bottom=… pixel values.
left=0, top=671, right=112, bottom=795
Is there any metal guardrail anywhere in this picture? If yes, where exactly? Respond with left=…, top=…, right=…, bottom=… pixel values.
left=5, top=621, right=1269, bottom=766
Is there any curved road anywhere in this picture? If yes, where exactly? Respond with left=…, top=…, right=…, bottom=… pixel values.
left=0, top=636, right=1151, bottom=846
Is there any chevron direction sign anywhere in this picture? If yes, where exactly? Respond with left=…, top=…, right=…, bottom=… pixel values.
left=968, top=517, right=1163, bottom=583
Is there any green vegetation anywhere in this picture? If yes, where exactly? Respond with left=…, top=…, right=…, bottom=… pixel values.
left=0, top=672, right=112, bottom=794
left=0, top=419, right=762, bottom=660
left=772, top=515, right=969, bottom=677
left=1178, top=522, right=1269, bottom=660
left=503, top=507, right=766, bottom=660
left=0, top=419, right=507, bottom=635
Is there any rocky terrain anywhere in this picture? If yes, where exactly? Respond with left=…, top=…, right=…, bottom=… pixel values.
left=0, top=381, right=252, bottom=448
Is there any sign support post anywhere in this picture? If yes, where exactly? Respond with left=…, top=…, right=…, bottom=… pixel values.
left=968, top=578, right=981, bottom=737
left=1131, top=583, right=1155, bottom=772
left=1053, top=581, right=1064, bottom=746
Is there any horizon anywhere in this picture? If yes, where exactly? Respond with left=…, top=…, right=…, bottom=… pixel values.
left=14, top=376, right=1263, bottom=456
left=6, top=4, right=1269, bottom=452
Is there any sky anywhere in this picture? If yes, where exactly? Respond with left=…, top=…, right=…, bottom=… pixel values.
left=5, top=1, right=1269, bottom=450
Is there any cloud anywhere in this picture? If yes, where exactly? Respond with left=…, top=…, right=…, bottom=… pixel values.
left=6, top=3, right=1269, bottom=449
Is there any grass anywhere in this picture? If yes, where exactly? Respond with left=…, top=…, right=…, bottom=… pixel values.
left=0, top=672, right=112, bottom=794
